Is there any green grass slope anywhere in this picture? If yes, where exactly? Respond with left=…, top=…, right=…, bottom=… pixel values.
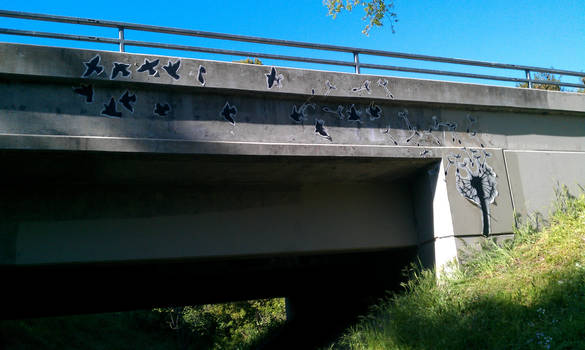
left=329, top=192, right=585, bottom=350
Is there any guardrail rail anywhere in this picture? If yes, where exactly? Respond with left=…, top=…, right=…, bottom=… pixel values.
left=1, top=9, right=584, bottom=89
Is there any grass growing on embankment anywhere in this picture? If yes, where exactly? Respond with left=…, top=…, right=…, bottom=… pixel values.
left=327, top=191, right=585, bottom=350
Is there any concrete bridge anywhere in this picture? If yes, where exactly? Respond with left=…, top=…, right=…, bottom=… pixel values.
left=1, top=43, right=584, bottom=318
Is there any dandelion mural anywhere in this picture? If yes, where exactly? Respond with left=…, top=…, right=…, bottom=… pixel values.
left=446, top=148, right=498, bottom=236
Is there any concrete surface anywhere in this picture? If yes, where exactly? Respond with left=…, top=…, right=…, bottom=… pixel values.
left=0, top=42, right=584, bottom=276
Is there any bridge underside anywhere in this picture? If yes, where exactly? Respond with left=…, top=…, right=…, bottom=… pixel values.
left=0, top=149, right=430, bottom=318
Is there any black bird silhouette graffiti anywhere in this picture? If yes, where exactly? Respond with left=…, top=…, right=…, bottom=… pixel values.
left=322, top=105, right=345, bottom=120
left=154, top=103, right=170, bottom=117
left=289, top=103, right=315, bottom=123
left=137, top=59, right=160, bottom=76
left=82, top=55, right=104, bottom=77
left=366, top=103, right=383, bottom=120
left=119, top=91, right=136, bottom=112
left=347, top=104, right=361, bottom=122
left=265, top=67, right=284, bottom=88
left=73, top=84, right=93, bottom=103
left=101, top=97, right=122, bottom=118
left=290, top=105, right=304, bottom=123
left=197, top=65, right=206, bottom=86
left=111, top=62, right=131, bottom=79
left=315, top=119, right=332, bottom=141
left=448, top=149, right=497, bottom=237
left=163, top=60, right=181, bottom=80
left=220, top=102, right=237, bottom=125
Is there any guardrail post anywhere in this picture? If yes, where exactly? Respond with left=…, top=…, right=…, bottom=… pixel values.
left=118, top=26, right=125, bottom=52
left=353, top=51, right=361, bottom=74
left=525, top=69, right=532, bottom=88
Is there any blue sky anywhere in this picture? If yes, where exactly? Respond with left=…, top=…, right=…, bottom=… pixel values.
left=1, top=1, right=584, bottom=87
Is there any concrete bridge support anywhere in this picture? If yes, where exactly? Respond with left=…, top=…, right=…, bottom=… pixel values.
left=0, top=43, right=584, bottom=317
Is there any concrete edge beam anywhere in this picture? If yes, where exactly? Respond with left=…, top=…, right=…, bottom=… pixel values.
left=1, top=43, right=584, bottom=115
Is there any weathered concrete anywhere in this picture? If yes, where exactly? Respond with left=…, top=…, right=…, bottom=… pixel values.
left=1, top=42, right=585, bottom=309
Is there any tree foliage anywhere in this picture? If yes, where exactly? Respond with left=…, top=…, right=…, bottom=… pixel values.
left=324, top=0, right=398, bottom=35
left=155, top=298, right=286, bottom=349
left=236, top=57, right=263, bottom=65
left=517, top=71, right=563, bottom=91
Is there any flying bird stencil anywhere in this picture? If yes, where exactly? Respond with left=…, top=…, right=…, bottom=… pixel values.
left=73, top=84, right=93, bottom=103
left=162, top=60, right=181, bottom=80
left=154, top=103, right=170, bottom=117
left=137, top=58, right=160, bottom=76
left=101, top=97, right=122, bottom=118
left=119, top=91, right=136, bottom=112
left=290, top=105, right=304, bottom=123
left=346, top=104, right=361, bottom=122
left=289, top=103, right=315, bottom=123
left=220, top=102, right=237, bottom=125
left=111, top=62, right=131, bottom=79
left=197, top=65, right=206, bottom=86
left=315, top=119, right=332, bottom=141
left=265, top=67, right=284, bottom=89
left=82, top=55, right=104, bottom=77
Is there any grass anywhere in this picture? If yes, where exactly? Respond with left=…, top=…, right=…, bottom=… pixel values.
left=327, top=190, right=585, bottom=350
left=3, top=191, right=585, bottom=349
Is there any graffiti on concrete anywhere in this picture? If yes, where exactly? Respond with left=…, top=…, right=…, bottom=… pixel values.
left=322, top=105, right=345, bottom=120
left=101, top=97, right=122, bottom=118
left=290, top=105, right=305, bottom=123
left=197, top=65, right=207, bottom=86
left=71, top=54, right=495, bottom=166
left=119, top=91, right=136, bottom=113
left=466, top=114, right=477, bottom=136
left=366, top=102, right=383, bottom=120
left=381, top=125, right=399, bottom=145
left=111, top=62, right=131, bottom=79
left=430, top=115, right=458, bottom=145
left=82, top=55, right=104, bottom=78
left=315, top=119, right=332, bottom=141
left=265, top=67, right=284, bottom=89
left=346, top=104, right=361, bottom=123
left=397, top=109, right=421, bottom=144
left=154, top=103, right=171, bottom=117
left=162, top=60, right=181, bottom=80
left=324, top=80, right=336, bottom=96
left=446, top=148, right=497, bottom=236
left=137, top=58, right=160, bottom=76
left=289, top=103, right=315, bottom=123
left=64, top=52, right=502, bottom=237
left=73, top=84, right=94, bottom=103
left=377, top=78, right=394, bottom=99
left=220, top=102, right=237, bottom=126
left=351, top=80, right=371, bottom=95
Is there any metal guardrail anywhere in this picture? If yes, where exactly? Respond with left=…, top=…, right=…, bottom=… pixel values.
left=1, top=9, right=584, bottom=89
